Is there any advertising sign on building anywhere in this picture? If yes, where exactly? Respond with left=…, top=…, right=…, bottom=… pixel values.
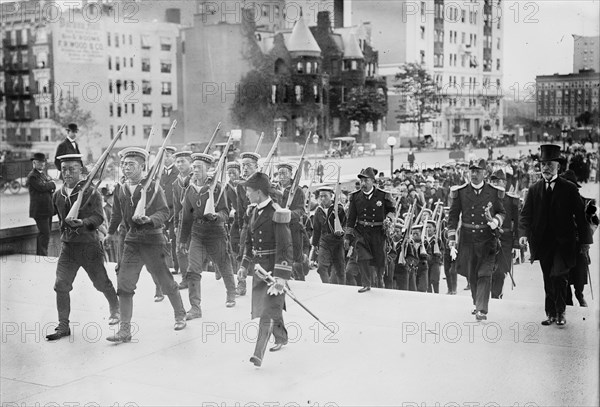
left=53, top=18, right=104, bottom=65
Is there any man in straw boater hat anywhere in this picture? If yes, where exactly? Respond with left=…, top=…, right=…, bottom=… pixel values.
left=276, top=162, right=307, bottom=281
left=519, top=144, right=592, bottom=327
left=178, top=152, right=237, bottom=321
left=46, top=154, right=120, bottom=341
left=448, top=158, right=506, bottom=321
left=311, top=185, right=347, bottom=284
left=489, top=168, right=521, bottom=300
left=104, top=147, right=187, bottom=342
left=171, top=150, right=194, bottom=290
left=239, top=171, right=292, bottom=367
left=235, top=151, right=261, bottom=296
left=344, top=167, right=396, bottom=293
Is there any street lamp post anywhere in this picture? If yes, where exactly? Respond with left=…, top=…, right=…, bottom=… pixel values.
left=387, top=136, right=397, bottom=178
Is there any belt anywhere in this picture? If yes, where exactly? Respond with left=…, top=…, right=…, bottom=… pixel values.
left=357, top=221, right=383, bottom=227
left=461, top=223, right=490, bottom=230
left=253, top=249, right=276, bottom=257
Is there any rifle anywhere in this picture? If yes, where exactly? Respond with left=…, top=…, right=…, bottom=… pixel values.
left=332, top=164, right=344, bottom=234
left=397, top=202, right=417, bottom=265
left=133, top=120, right=177, bottom=219
left=202, top=122, right=222, bottom=154
left=432, top=200, right=443, bottom=255
left=144, top=126, right=155, bottom=168
left=285, top=132, right=311, bottom=209
left=260, top=129, right=282, bottom=174
left=254, top=264, right=335, bottom=334
left=204, top=132, right=234, bottom=216
left=65, top=125, right=125, bottom=220
left=254, top=132, right=264, bottom=154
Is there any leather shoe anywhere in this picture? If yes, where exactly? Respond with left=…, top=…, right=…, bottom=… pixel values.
left=106, top=330, right=132, bottom=343
left=475, top=311, right=487, bottom=321
left=154, top=294, right=165, bottom=302
left=250, top=356, right=262, bottom=367
left=358, top=286, right=371, bottom=293
left=579, top=298, right=588, bottom=307
left=174, top=319, right=187, bottom=331
left=226, top=300, right=236, bottom=308
left=186, top=309, right=202, bottom=320
left=541, top=316, right=556, bottom=326
left=471, top=309, right=477, bottom=315
left=269, top=343, right=285, bottom=352
left=46, top=328, right=71, bottom=341
left=556, top=314, right=566, bottom=326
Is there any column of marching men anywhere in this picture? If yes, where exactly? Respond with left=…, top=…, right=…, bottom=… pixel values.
left=44, top=133, right=598, bottom=366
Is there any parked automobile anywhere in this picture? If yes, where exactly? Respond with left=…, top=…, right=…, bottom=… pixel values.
left=325, top=137, right=356, bottom=158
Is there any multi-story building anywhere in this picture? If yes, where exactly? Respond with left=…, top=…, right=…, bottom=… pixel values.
left=1, top=0, right=184, bottom=159
left=346, top=0, right=504, bottom=141
left=573, top=34, right=600, bottom=74
left=535, top=70, right=600, bottom=126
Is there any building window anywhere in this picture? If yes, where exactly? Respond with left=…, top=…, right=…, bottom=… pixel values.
left=131, top=103, right=135, bottom=114
left=420, top=26, right=425, bottom=40
left=109, top=103, right=113, bottom=117
left=161, top=103, right=172, bottom=117
left=297, top=62, right=304, bottom=74
left=271, top=85, right=277, bottom=104
left=143, top=126, right=152, bottom=139
left=314, top=84, right=320, bottom=103
left=420, top=50, right=425, bottom=64
left=132, top=125, right=136, bottom=136
left=130, top=57, right=134, bottom=68
left=141, top=35, right=151, bottom=49
left=107, top=32, right=111, bottom=47
left=124, top=104, right=128, bottom=114
left=461, top=9, right=465, bottom=22
left=142, top=58, right=150, bottom=72
left=351, top=60, right=357, bottom=70
left=306, top=62, right=312, bottom=74
left=496, top=58, right=501, bottom=70
left=295, top=85, right=303, bottom=103
left=108, top=79, right=113, bottom=93
left=162, top=125, right=170, bottom=138
left=129, top=35, right=133, bottom=45
left=314, top=62, right=319, bottom=73
left=108, top=56, right=112, bottom=70
left=161, top=82, right=172, bottom=95
left=115, top=34, right=119, bottom=48
left=160, top=37, right=172, bottom=51
left=142, top=80, right=151, bottom=94
left=110, top=126, right=114, bottom=140
left=160, top=60, right=172, bottom=73
left=117, top=104, right=122, bottom=117
left=23, top=100, right=30, bottom=118
left=115, top=58, right=120, bottom=71
left=116, top=80, right=122, bottom=94
left=143, top=104, right=152, bottom=117
left=497, top=38, right=501, bottom=50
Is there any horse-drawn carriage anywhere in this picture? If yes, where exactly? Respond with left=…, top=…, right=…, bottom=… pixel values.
left=0, top=151, right=31, bottom=194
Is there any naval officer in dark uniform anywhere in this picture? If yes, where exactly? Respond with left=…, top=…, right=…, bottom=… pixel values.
left=344, top=167, right=396, bottom=292
left=448, top=159, right=505, bottom=320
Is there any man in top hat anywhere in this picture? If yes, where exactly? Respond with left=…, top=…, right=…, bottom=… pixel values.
left=239, top=172, right=293, bottom=367
left=236, top=151, right=261, bottom=296
left=178, top=153, right=237, bottom=320
left=26, top=152, right=56, bottom=256
left=489, top=169, right=521, bottom=299
left=276, top=162, right=307, bottom=281
left=172, top=150, right=194, bottom=289
left=54, top=123, right=81, bottom=172
left=345, top=167, right=396, bottom=292
left=105, top=147, right=187, bottom=342
left=160, top=146, right=180, bottom=274
left=448, top=158, right=506, bottom=321
left=47, top=154, right=120, bottom=341
left=519, top=145, right=592, bottom=326
left=311, top=185, right=347, bottom=284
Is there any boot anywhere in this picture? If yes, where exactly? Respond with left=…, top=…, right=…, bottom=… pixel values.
left=186, top=278, right=202, bottom=320
left=46, top=292, right=71, bottom=341
left=167, top=291, right=187, bottom=330
left=104, top=290, right=120, bottom=325
left=222, top=270, right=237, bottom=308
left=154, top=285, right=164, bottom=302
left=575, top=290, right=588, bottom=307
left=236, top=279, right=247, bottom=296
left=106, top=295, right=133, bottom=343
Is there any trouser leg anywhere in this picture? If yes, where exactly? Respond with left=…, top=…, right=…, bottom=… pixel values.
left=253, top=317, right=274, bottom=362
left=358, top=260, right=371, bottom=287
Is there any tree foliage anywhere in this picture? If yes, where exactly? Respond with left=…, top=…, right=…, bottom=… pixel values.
left=394, top=62, right=440, bottom=139
left=53, top=95, right=95, bottom=136
left=576, top=110, right=599, bottom=127
left=338, top=87, right=387, bottom=140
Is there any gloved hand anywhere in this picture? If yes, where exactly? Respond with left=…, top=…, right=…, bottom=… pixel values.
left=133, top=215, right=152, bottom=224
left=449, top=241, right=458, bottom=261
left=512, top=248, right=520, bottom=259
left=237, top=266, right=247, bottom=280
left=344, top=238, right=350, bottom=251
left=519, top=236, right=528, bottom=247
left=487, top=218, right=499, bottom=230
left=177, top=242, right=189, bottom=255
left=65, top=218, right=84, bottom=228
left=267, top=277, right=286, bottom=296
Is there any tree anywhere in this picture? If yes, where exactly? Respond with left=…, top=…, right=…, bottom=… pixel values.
left=394, top=62, right=440, bottom=140
left=53, top=94, right=96, bottom=140
left=338, top=87, right=387, bottom=142
left=575, top=110, right=599, bottom=127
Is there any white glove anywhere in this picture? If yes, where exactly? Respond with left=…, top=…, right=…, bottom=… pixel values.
left=487, top=218, right=499, bottom=230
left=449, top=243, right=458, bottom=261
left=237, top=266, right=247, bottom=280
left=267, top=277, right=286, bottom=296
left=519, top=236, right=528, bottom=247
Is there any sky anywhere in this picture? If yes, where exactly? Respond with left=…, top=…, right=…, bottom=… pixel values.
left=503, top=0, right=600, bottom=91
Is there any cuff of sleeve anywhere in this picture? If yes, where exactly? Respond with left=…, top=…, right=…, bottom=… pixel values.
left=273, top=261, right=292, bottom=280
left=344, top=227, right=355, bottom=237
left=241, top=256, right=252, bottom=269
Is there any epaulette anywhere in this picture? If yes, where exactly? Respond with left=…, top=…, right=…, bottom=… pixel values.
left=490, top=184, right=505, bottom=198
left=449, top=183, right=468, bottom=198
left=272, top=202, right=291, bottom=224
